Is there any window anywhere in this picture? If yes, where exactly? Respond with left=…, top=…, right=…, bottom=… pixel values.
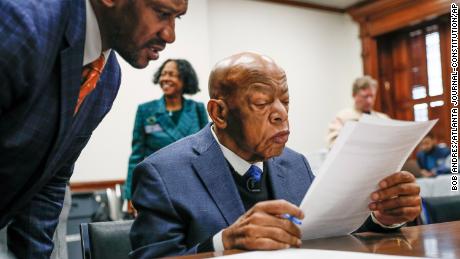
left=414, top=103, right=428, bottom=122
left=412, top=85, right=427, bottom=99
left=425, top=27, right=444, bottom=97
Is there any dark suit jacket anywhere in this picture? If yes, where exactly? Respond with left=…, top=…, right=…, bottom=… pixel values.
left=129, top=124, right=316, bottom=258
left=125, top=97, right=208, bottom=199
left=130, top=124, right=399, bottom=258
left=0, top=0, right=121, bottom=257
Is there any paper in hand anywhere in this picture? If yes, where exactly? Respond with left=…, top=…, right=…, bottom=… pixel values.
left=300, top=116, right=436, bottom=240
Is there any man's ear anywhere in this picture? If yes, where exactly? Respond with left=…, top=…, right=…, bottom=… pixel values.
left=207, top=99, right=228, bottom=129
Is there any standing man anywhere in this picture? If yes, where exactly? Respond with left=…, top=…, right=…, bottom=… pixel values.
left=129, top=52, right=421, bottom=258
left=0, top=0, right=187, bottom=257
left=327, top=75, right=389, bottom=148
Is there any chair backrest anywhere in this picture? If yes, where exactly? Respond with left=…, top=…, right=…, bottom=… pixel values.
left=80, top=220, right=133, bottom=259
left=422, top=195, right=460, bottom=224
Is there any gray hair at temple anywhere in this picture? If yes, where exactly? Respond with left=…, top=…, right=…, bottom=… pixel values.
left=352, top=75, right=377, bottom=96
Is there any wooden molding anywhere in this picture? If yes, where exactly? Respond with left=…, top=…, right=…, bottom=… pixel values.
left=347, top=0, right=451, bottom=80
left=254, top=0, right=345, bottom=13
left=349, top=0, right=452, bottom=143
left=347, top=0, right=413, bottom=21
left=348, top=0, right=451, bottom=37
left=70, top=179, right=125, bottom=193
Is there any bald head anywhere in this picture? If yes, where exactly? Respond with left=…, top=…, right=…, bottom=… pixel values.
left=206, top=52, right=290, bottom=162
left=208, top=52, right=286, bottom=99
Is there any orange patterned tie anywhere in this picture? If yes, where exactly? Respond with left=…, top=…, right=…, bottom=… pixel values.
left=74, top=54, right=105, bottom=114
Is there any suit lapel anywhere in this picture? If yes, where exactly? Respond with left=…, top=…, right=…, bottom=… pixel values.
left=45, top=0, right=85, bottom=166
left=175, top=99, right=194, bottom=136
left=154, top=97, right=183, bottom=140
left=267, top=158, right=296, bottom=203
left=59, top=46, right=83, bottom=128
left=191, top=128, right=245, bottom=225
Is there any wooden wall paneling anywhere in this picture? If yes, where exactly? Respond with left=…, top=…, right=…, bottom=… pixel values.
left=348, top=0, right=451, bottom=93
left=349, top=0, right=451, bottom=143
left=359, top=24, right=382, bottom=110
left=347, top=0, right=412, bottom=19
left=361, top=29, right=379, bottom=78
left=377, top=35, right=396, bottom=117
left=438, top=18, right=452, bottom=144
left=348, top=0, right=451, bottom=37
left=254, top=0, right=344, bottom=13
left=430, top=105, right=449, bottom=141
left=391, top=33, right=413, bottom=120
left=408, top=30, right=429, bottom=90
left=365, top=0, right=451, bottom=37
left=439, top=17, right=453, bottom=110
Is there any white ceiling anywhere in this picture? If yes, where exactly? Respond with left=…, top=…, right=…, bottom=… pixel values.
left=285, top=0, right=366, bottom=9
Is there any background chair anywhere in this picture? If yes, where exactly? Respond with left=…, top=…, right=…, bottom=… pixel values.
left=106, top=184, right=124, bottom=221
left=80, top=220, right=133, bottom=259
left=422, top=195, right=460, bottom=224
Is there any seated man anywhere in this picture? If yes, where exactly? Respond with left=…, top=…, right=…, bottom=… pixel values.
left=417, top=133, right=451, bottom=177
left=327, top=75, right=389, bottom=148
left=130, top=52, right=421, bottom=258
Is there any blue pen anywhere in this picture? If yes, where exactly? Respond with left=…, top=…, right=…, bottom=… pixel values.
left=281, top=213, right=302, bottom=225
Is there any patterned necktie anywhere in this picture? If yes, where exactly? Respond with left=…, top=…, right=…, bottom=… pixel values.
left=74, top=54, right=105, bottom=114
left=246, top=165, right=263, bottom=192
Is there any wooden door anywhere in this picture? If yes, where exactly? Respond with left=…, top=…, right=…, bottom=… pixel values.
left=376, top=16, right=451, bottom=144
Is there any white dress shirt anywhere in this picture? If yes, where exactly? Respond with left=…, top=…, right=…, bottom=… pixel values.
left=210, top=126, right=262, bottom=251
left=209, top=127, right=403, bottom=251
left=84, top=0, right=110, bottom=66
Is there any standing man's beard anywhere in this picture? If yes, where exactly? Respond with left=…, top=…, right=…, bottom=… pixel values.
left=110, top=27, right=167, bottom=69
left=105, top=4, right=142, bottom=68
left=109, top=26, right=140, bottom=68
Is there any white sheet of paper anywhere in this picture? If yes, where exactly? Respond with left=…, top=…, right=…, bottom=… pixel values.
left=216, top=249, right=428, bottom=259
left=299, top=116, right=436, bottom=240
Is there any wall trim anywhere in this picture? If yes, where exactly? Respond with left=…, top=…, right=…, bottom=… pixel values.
left=70, top=179, right=125, bottom=193
left=255, top=0, right=346, bottom=13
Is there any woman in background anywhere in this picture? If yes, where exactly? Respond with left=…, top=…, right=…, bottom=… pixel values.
left=125, top=59, right=208, bottom=204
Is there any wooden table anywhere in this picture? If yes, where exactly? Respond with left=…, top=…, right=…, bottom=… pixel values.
left=167, top=221, right=460, bottom=258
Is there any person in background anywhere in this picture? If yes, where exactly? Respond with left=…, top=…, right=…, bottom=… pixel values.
left=129, top=52, right=422, bottom=258
left=416, top=133, right=451, bottom=177
left=0, top=0, right=187, bottom=257
left=327, top=75, right=389, bottom=148
left=124, top=59, right=208, bottom=205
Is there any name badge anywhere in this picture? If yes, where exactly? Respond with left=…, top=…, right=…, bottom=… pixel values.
left=145, top=124, right=163, bottom=133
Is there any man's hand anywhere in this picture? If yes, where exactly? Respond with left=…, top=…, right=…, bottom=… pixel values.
left=222, top=200, right=304, bottom=250
left=420, top=169, right=436, bottom=178
left=127, top=200, right=138, bottom=217
left=369, top=171, right=421, bottom=226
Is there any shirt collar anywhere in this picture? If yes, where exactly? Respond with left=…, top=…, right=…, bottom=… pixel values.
left=353, top=106, right=377, bottom=116
left=84, top=0, right=111, bottom=66
left=211, top=125, right=263, bottom=176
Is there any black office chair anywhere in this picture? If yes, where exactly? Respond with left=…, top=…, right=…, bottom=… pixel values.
left=80, top=220, right=133, bottom=259
left=422, top=195, right=460, bottom=224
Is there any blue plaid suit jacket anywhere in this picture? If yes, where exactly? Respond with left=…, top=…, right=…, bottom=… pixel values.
left=0, top=0, right=121, bottom=257
left=129, top=124, right=316, bottom=258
